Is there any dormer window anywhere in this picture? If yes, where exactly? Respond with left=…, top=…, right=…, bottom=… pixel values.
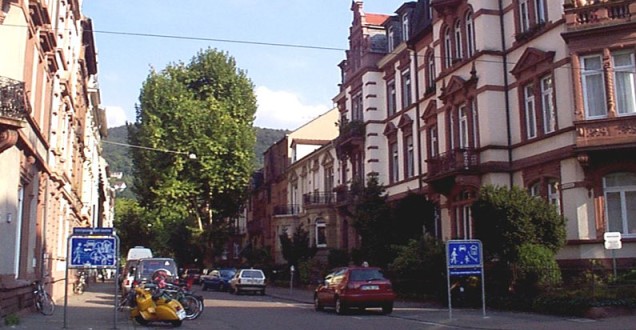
left=402, top=13, right=409, bottom=41
left=388, top=26, right=395, bottom=52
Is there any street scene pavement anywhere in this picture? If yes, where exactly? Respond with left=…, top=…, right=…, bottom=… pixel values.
left=11, top=280, right=636, bottom=329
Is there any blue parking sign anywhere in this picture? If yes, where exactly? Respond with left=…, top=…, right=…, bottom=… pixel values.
left=69, top=237, right=116, bottom=268
left=447, top=240, right=482, bottom=268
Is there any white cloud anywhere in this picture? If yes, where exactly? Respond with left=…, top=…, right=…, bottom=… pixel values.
left=254, top=86, right=331, bottom=130
left=105, top=106, right=130, bottom=128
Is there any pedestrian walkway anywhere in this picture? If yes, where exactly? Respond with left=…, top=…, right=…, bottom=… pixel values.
left=13, top=280, right=636, bottom=329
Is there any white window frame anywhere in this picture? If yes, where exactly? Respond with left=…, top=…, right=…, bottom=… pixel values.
left=520, top=0, right=530, bottom=32
left=387, top=80, right=396, bottom=116
left=390, top=141, right=399, bottom=183
left=459, top=106, right=469, bottom=148
left=454, top=20, right=463, bottom=61
left=444, top=28, right=452, bottom=68
left=430, top=126, right=439, bottom=157
left=603, top=172, right=636, bottom=236
left=427, top=52, right=436, bottom=90
left=466, top=12, right=475, bottom=58
left=315, top=221, right=327, bottom=248
left=405, top=135, right=414, bottom=178
left=541, top=75, right=556, bottom=133
left=402, top=13, right=409, bottom=41
left=352, top=92, right=363, bottom=121
left=536, top=0, right=547, bottom=25
left=524, top=84, right=537, bottom=138
left=581, top=54, right=608, bottom=119
left=388, top=26, right=395, bottom=52
left=612, top=51, right=636, bottom=116
left=401, top=70, right=412, bottom=108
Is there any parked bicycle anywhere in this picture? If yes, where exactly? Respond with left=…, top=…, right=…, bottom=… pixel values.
left=164, top=282, right=203, bottom=320
left=32, top=280, right=55, bottom=315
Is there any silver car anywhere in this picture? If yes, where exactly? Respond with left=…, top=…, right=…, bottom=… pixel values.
left=229, top=269, right=266, bottom=295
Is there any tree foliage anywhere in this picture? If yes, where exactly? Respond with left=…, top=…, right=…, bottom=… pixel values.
left=471, top=185, right=566, bottom=264
left=113, top=198, right=152, bottom=255
left=128, top=48, right=257, bottom=264
left=279, top=224, right=317, bottom=268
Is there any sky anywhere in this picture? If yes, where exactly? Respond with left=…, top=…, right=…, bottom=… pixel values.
left=81, top=1, right=403, bottom=131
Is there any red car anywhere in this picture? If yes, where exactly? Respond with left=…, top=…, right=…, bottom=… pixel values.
left=314, top=266, right=396, bottom=315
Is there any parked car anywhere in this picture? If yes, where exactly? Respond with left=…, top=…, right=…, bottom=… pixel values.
left=314, top=266, right=395, bottom=315
left=229, top=268, right=266, bottom=295
left=201, top=268, right=236, bottom=291
left=132, top=258, right=179, bottom=288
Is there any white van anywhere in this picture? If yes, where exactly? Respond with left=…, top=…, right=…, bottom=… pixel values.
left=120, top=246, right=153, bottom=294
left=126, top=246, right=153, bottom=260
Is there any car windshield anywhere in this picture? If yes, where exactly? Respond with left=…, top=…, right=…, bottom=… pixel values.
left=241, top=270, right=264, bottom=278
left=141, top=260, right=176, bottom=276
left=350, top=269, right=386, bottom=281
left=220, top=270, right=235, bottom=278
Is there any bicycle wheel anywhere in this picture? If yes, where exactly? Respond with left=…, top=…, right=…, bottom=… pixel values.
left=39, top=292, right=55, bottom=315
left=179, top=295, right=201, bottom=320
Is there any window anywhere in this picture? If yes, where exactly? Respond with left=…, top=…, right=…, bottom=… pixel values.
left=316, top=221, right=327, bottom=247
left=427, top=52, right=436, bottom=91
left=324, top=166, right=334, bottom=194
left=402, top=13, right=409, bottom=41
left=401, top=70, right=412, bottom=108
left=466, top=12, right=475, bottom=58
left=388, top=26, right=395, bottom=52
left=541, top=75, right=556, bottom=133
left=352, top=92, right=364, bottom=121
left=387, top=80, right=396, bottom=116
left=524, top=84, right=537, bottom=138
left=529, top=178, right=561, bottom=214
left=454, top=20, right=463, bottom=61
left=429, top=125, right=439, bottom=157
left=612, top=52, right=636, bottom=116
left=444, top=28, right=452, bottom=68
left=518, top=0, right=548, bottom=32
left=389, top=141, right=399, bottom=183
left=459, top=106, right=469, bottom=148
left=604, top=172, right=636, bottom=235
left=454, top=191, right=474, bottom=239
left=404, top=135, right=414, bottom=178
left=581, top=55, right=607, bottom=118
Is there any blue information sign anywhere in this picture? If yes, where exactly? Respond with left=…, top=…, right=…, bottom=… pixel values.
left=447, top=240, right=482, bottom=269
left=69, top=237, right=116, bottom=268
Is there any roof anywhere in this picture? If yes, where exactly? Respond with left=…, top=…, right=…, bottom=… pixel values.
left=290, top=139, right=331, bottom=146
left=365, top=13, right=390, bottom=25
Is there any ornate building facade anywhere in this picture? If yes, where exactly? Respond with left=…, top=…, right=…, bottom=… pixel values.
left=0, top=0, right=112, bottom=316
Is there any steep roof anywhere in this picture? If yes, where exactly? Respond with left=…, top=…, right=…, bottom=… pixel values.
left=365, top=13, right=390, bottom=25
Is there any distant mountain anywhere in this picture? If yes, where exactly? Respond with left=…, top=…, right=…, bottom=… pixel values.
left=102, top=125, right=289, bottom=199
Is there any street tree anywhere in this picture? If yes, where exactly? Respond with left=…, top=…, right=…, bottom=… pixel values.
left=129, top=47, right=257, bottom=264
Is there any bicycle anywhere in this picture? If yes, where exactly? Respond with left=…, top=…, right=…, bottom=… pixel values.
left=32, top=280, right=55, bottom=315
left=164, top=282, right=203, bottom=320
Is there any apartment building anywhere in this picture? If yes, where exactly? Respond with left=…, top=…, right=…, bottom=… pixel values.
left=0, top=1, right=111, bottom=315
left=331, top=0, right=636, bottom=267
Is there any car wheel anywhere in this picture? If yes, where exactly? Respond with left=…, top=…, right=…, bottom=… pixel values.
left=382, top=302, right=393, bottom=314
left=314, top=295, right=323, bottom=311
left=335, top=297, right=347, bottom=315
left=201, top=284, right=207, bottom=291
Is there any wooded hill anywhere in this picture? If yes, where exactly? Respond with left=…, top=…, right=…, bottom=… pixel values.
left=103, top=125, right=289, bottom=199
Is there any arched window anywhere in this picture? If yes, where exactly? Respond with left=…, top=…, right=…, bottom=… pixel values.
left=454, top=20, right=463, bottom=61
left=604, top=172, right=636, bottom=235
left=466, top=11, right=475, bottom=57
left=444, top=27, right=452, bottom=68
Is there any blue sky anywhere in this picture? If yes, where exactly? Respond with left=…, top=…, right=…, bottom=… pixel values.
left=81, top=1, right=402, bottom=130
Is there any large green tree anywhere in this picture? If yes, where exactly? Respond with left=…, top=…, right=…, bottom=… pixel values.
left=129, top=48, right=257, bottom=265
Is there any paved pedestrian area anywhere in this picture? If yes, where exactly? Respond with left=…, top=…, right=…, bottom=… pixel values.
left=10, top=280, right=636, bottom=329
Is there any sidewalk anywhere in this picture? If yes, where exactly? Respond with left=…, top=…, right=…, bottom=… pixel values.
left=12, top=281, right=636, bottom=329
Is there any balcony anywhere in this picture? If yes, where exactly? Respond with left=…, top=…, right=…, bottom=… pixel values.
left=303, top=192, right=336, bottom=206
left=564, top=0, right=635, bottom=31
left=273, top=204, right=300, bottom=216
left=335, top=120, right=365, bottom=160
left=575, top=116, right=636, bottom=150
left=0, top=76, right=28, bottom=124
left=426, top=148, right=480, bottom=181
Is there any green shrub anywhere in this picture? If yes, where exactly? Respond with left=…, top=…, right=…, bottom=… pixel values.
left=3, top=313, right=20, bottom=326
left=514, top=243, right=562, bottom=295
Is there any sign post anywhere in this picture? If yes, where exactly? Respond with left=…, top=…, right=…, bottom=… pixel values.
left=604, top=232, right=622, bottom=278
left=446, top=239, right=486, bottom=319
left=65, top=227, right=119, bottom=329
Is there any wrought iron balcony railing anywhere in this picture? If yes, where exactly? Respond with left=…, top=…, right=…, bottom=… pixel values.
left=273, top=204, right=300, bottom=216
left=426, top=148, right=479, bottom=179
left=0, top=76, right=28, bottom=122
left=303, top=192, right=336, bottom=206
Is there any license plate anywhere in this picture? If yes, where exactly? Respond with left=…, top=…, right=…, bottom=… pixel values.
left=362, top=285, right=379, bottom=290
left=177, top=309, right=186, bottom=320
